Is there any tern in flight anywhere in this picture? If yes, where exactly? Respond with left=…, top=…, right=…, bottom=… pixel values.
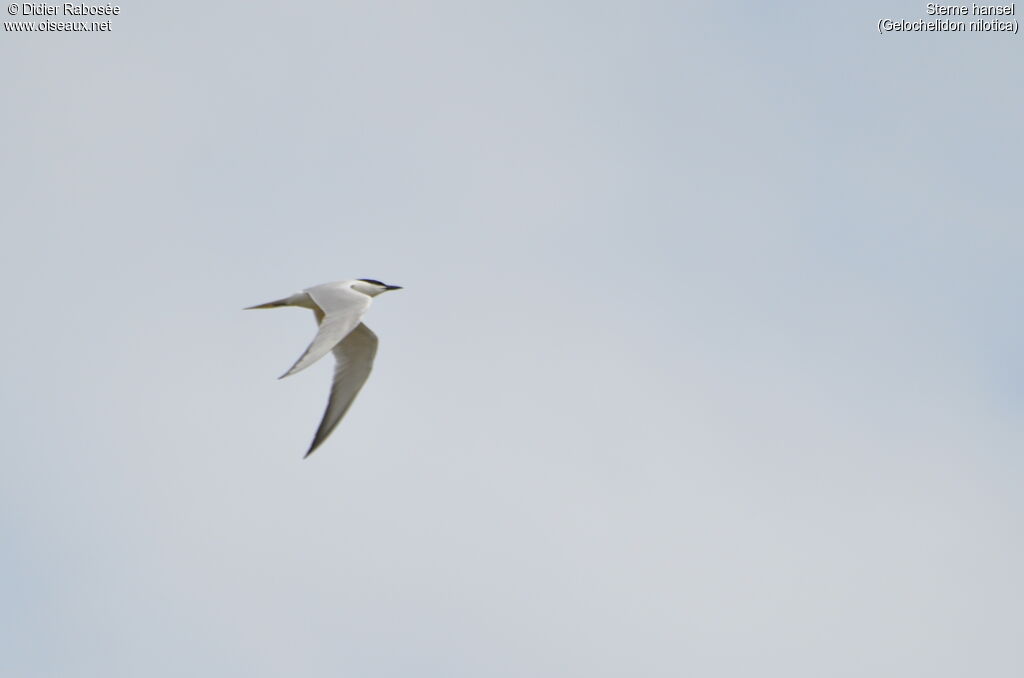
left=246, top=278, right=402, bottom=457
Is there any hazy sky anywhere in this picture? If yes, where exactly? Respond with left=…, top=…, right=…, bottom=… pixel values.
left=2, top=2, right=1022, bottom=676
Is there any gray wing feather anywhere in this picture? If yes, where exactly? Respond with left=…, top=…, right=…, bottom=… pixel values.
left=305, top=323, right=379, bottom=457
left=279, top=285, right=370, bottom=379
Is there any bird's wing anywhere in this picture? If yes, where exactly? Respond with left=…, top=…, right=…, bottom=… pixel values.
left=305, top=322, right=379, bottom=457
left=279, top=285, right=371, bottom=379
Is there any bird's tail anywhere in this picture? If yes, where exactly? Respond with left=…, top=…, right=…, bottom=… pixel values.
left=243, top=297, right=291, bottom=310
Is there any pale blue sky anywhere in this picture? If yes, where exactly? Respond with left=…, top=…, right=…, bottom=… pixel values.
left=2, top=2, right=1022, bottom=676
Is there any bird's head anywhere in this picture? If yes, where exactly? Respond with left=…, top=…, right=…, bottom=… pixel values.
left=352, top=279, right=403, bottom=297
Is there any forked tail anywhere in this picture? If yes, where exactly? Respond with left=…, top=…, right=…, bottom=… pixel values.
left=243, top=298, right=290, bottom=310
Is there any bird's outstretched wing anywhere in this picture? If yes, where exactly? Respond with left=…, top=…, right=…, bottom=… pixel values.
left=279, top=285, right=371, bottom=379
left=306, top=322, right=379, bottom=457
